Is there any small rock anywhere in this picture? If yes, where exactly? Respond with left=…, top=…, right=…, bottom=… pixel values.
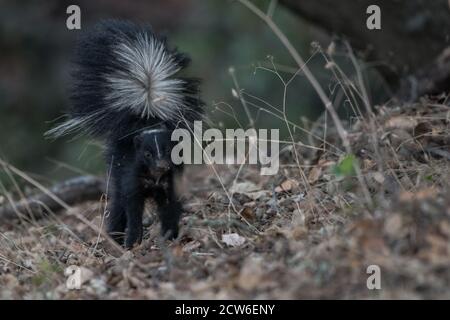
left=222, top=233, right=246, bottom=247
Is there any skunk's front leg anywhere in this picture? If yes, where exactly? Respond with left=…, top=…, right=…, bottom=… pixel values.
left=154, top=176, right=182, bottom=239
left=107, top=195, right=127, bottom=245
left=106, top=172, right=126, bottom=245
left=124, top=182, right=145, bottom=249
left=159, top=199, right=182, bottom=240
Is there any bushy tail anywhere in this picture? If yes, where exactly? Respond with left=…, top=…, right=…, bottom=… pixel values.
left=46, top=19, right=203, bottom=139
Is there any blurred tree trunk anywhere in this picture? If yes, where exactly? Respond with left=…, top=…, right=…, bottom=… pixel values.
left=280, top=0, right=450, bottom=97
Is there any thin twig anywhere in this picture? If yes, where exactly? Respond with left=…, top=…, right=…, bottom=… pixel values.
left=237, top=0, right=373, bottom=207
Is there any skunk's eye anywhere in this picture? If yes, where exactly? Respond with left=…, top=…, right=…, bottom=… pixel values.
left=144, top=151, right=152, bottom=158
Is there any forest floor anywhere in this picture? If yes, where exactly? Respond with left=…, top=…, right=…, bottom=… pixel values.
left=0, top=97, right=449, bottom=299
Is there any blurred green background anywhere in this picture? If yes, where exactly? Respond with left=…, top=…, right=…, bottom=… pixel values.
left=0, top=0, right=385, bottom=185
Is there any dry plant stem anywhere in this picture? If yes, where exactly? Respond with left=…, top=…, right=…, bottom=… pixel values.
left=282, top=84, right=313, bottom=195
left=0, top=177, right=30, bottom=226
left=238, top=99, right=343, bottom=153
left=237, top=0, right=348, bottom=149
left=309, top=89, right=344, bottom=152
left=322, top=51, right=387, bottom=197
left=249, top=58, right=331, bottom=214
left=228, top=69, right=262, bottom=226
left=387, top=144, right=416, bottom=190
left=91, top=161, right=114, bottom=256
left=324, top=57, right=364, bottom=120
left=229, top=68, right=255, bottom=128
left=344, top=43, right=371, bottom=115
left=0, top=159, right=125, bottom=254
left=256, top=61, right=303, bottom=75
left=242, top=86, right=284, bottom=115
left=179, top=114, right=260, bottom=233
left=212, top=102, right=244, bottom=128
left=4, top=167, right=33, bottom=217
left=0, top=174, right=104, bottom=220
left=217, top=91, right=343, bottom=154
left=262, top=57, right=312, bottom=194
left=238, top=0, right=373, bottom=207
left=266, top=0, right=278, bottom=18
left=344, top=43, right=384, bottom=174
left=0, top=253, right=35, bottom=274
left=277, top=55, right=316, bottom=193
left=46, top=158, right=92, bottom=176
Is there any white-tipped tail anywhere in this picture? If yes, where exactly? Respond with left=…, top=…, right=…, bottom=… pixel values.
left=106, top=33, right=186, bottom=120
left=45, top=20, right=203, bottom=140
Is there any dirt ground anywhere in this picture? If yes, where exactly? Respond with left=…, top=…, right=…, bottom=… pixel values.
left=0, top=98, right=449, bottom=299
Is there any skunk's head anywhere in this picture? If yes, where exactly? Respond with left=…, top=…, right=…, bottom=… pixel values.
left=134, top=128, right=174, bottom=180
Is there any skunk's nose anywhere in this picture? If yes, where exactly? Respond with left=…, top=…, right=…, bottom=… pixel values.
left=155, top=160, right=170, bottom=170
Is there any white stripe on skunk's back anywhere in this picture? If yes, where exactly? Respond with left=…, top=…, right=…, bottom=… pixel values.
left=105, top=32, right=186, bottom=120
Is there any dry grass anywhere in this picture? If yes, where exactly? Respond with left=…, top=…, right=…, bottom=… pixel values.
left=1, top=96, right=449, bottom=299
left=0, top=0, right=449, bottom=299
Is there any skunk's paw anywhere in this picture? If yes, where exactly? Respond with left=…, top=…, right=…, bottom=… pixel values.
left=161, top=222, right=179, bottom=240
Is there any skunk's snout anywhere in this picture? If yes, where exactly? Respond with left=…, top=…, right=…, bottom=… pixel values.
left=155, top=160, right=170, bottom=170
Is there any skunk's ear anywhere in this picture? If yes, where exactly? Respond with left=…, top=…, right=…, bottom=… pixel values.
left=134, top=134, right=142, bottom=149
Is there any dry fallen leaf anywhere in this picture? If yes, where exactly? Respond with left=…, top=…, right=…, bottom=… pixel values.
left=78, top=267, right=94, bottom=285
left=237, top=256, right=264, bottom=291
left=399, top=187, right=437, bottom=202
left=372, top=172, right=385, bottom=184
left=230, top=182, right=260, bottom=194
left=240, top=207, right=255, bottom=221
left=246, top=190, right=269, bottom=200
left=384, top=116, right=418, bottom=130
left=308, top=166, right=322, bottom=183
left=290, top=225, right=308, bottom=241
left=275, top=179, right=299, bottom=193
left=182, top=241, right=201, bottom=253
left=384, top=213, right=404, bottom=238
left=221, top=233, right=246, bottom=247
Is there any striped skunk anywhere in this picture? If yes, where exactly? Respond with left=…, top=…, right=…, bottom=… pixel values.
left=46, top=20, right=204, bottom=248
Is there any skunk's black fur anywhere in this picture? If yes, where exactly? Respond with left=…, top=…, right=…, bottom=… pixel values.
left=47, top=19, right=203, bottom=248
left=107, top=128, right=183, bottom=247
